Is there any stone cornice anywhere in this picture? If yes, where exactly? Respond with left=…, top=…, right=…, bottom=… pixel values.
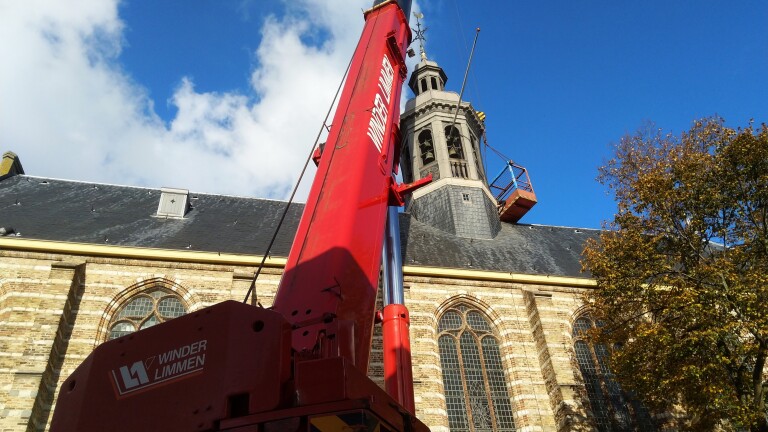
left=402, top=265, right=597, bottom=288
left=402, top=99, right=485, bottom=135
left=0, top=237, right=596, bottom=288
left=0, top=237, right=287, bottom=267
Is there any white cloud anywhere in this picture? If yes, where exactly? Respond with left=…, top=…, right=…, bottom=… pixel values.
left=1, top=0, right=418, bottom=200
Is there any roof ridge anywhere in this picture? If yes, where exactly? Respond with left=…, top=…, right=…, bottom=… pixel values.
left=525, top=223, right=601, bottom=231
left=12, top=175, right=299, bottom=204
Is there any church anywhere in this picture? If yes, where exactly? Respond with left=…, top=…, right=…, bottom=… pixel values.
left=0, top=52, right=658, bottom=431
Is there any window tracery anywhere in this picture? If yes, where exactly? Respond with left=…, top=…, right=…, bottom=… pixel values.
left=573, top=315, right=655, bottom=431
left=108, top=289, right=187, bottom=340
left=438, top=304, right=516, bottom=432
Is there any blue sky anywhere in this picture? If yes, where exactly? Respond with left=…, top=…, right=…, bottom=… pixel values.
left=1, top=0, right=766, bottom=228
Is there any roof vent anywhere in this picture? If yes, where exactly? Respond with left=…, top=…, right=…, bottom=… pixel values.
left=156, top=187, right=189, bottom=218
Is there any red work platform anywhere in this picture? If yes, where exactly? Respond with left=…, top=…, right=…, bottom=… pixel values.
left=489, top=161, right=537, bottom=223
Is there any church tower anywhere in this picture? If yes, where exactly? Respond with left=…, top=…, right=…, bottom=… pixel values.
left=400, top=52, right=501, bottom=239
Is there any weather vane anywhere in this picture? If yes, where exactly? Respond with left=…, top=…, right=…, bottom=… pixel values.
left=412, top=12, right=427, bottom=61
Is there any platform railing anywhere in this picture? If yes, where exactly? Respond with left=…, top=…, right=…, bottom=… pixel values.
left=488, top=160, right=534, bottom=203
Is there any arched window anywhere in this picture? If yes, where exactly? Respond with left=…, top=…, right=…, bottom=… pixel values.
left=573, top=316, right=655, bottom=432
left=445, top=125, right=465, bottom=159
left=418, top=129, right=436, bottom=165
left=108, top=289, right=187, bottom=340
left=438, top=304, right=516, bottom=432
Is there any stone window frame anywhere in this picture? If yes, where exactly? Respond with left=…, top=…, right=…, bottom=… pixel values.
left=107, top=288, right=188, bottom=340
left=437, top=303, right=517, bottom=432
left=470, top=132, right=483, bottom=178
left=572, top=314, right=656, bottom=432
left=444, top=124, right=465, bottom=160
left=99, top=277, right=197, bottom=344
left=418, top=127, right=436, bottom=166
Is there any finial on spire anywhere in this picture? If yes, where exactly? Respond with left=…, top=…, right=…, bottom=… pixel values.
left=412, top=12, right=427, bottom=61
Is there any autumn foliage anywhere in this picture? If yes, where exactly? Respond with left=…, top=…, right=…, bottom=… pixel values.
left=583, top=118, right=768, bottom=431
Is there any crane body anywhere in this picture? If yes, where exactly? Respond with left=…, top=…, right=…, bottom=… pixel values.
left=49, top=1, right=430, bottom=431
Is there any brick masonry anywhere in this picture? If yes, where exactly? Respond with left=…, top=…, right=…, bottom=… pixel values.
left=0, top=248, right=602, bottom=432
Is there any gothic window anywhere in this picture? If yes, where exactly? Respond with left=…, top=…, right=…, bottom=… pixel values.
left=418, top=129, right=436, bottom=165
left=438, top=304, right=516, bottom=432
left=445, top=125, right=465, bottom=159
left=573, top=316, right=656, bottom=432
left=108, top=289, right=187, bottom=340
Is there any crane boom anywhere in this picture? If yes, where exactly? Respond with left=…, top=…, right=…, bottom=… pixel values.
left=49, top=1, right=430, bottom=431
left=273, top=0, right=410, bottom=372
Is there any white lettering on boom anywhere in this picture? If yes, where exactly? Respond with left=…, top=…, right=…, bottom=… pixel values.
left=367, top=55, right=395, bottom=153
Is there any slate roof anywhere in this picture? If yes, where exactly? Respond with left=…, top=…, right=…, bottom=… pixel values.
left=0, top=175, right=300, bottom=256
left=0, top=175, right=598, bottom=278
left=400, top=216, right=598, bottom=278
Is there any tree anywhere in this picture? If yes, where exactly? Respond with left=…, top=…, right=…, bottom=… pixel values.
left=583, top=118, right=768, bottom=431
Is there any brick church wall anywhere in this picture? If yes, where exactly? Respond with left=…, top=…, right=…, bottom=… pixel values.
left=0, top=248, right=595, bottom=432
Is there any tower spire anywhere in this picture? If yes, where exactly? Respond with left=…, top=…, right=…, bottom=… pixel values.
left=412, top=12, right=427, bottom=61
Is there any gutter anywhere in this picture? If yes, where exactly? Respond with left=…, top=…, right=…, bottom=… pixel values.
left=0, top=237, right=287, bottom=267
left=0, top=237, right=596, bottom=288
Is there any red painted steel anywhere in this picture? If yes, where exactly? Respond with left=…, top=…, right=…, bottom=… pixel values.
left=499, top=189, right=537, bottom=223
left=272, top=2, right=411, bottom=372
left=382, top=304, right=416, bottom=414
left=50, top=301, right=293, bottom=431
left=49, top=2, right=429, bottom=430
left=50, top=301, right=430, bottom=431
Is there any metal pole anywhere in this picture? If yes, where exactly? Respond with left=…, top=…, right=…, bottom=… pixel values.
left=383, top=207, right=405, bottom=305
left=380, top=206, right=415, bottom=414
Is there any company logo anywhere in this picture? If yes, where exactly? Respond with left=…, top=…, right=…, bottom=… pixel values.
left=118, top=361, right=149, bottom=389
left=111, top=339, right=207, bottom=397
left=366, top=55, right=395, bottom=153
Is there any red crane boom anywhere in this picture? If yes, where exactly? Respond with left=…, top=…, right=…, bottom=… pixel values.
left=49, top=1, right=430, bottom=431
left=274, top=0, right=409, bottom=372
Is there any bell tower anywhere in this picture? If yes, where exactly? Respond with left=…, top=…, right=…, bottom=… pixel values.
left=400, top=40, right=501, bottom=239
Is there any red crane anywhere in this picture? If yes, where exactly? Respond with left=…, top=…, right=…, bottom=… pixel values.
left=50, top=1, right=431, bottom=431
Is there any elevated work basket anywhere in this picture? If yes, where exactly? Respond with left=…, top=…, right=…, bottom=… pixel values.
left=488, top=161, right=537, bottom=223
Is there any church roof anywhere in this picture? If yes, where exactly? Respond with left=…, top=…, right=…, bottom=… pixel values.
left=0, top=175, right=300, bottom=256
left=0, top=175, right=597, bottom=279
left=400, top=215, right=597, bottom=278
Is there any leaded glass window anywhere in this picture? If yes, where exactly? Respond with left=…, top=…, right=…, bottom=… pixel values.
left=108, top=289, right=187, bottom=340
left=573, top=316, right=656, bottom=432
left=438, top=305, right=516, bottom=432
